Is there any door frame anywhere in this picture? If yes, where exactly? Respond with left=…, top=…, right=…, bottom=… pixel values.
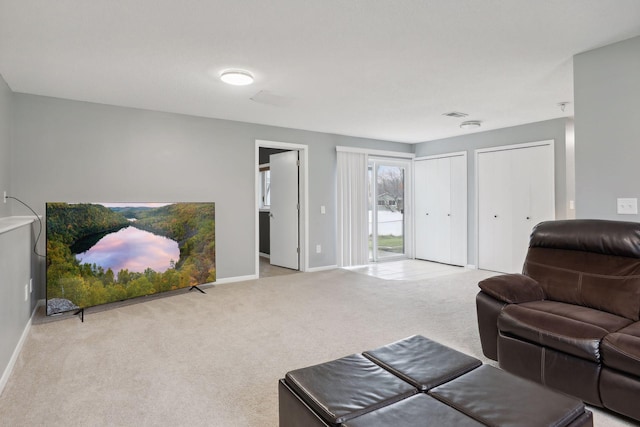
left=474, top=140, right=555, bottom=271
left=255, top=140, right=308, bottom=275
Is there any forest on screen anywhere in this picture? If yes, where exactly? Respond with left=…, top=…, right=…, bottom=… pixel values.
left=46, top=202, right=215, bottom=314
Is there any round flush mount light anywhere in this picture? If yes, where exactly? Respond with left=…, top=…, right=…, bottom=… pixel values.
left=460, top=120, right=482, bottom=129
left=220, top=69, right=254, bottom=86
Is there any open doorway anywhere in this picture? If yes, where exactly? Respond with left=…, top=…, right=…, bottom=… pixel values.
left=255, top=140, right=308, bottom=278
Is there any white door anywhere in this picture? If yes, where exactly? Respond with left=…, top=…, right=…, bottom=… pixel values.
left=270, top=151, right=299, bottom=270
left=414, top=154, right=467, bottom=266
left=511, top=145, right=555, bottom=271
left=449, top=155, right=467, bottom=266
left=477, top=143, right=554, bottom=273
left=434, top=158, right=452, bottom=263
left=478, top=149, right=513, bottom=272
left=415, top=159, right=441, bottom=261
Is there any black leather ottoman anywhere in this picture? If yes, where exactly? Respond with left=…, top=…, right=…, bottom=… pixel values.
left=279, top=353, right=416, bottom=427
left=429, top=365, right=593, bottom=427
left=279, top=335, right=593, bottom=427
left=363, top=334, right=482, bottom=391
left=341, top=393, right=485, bottom=427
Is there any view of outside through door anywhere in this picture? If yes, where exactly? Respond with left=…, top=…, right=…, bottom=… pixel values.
left=368, top=161, right=405, bottom=261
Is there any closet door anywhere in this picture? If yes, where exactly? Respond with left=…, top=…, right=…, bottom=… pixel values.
left=414, top=154, right=467, bottom=266
left=478, top=149, right=513, bottom=272
left=415, top=158, right=441, bottom=261
left=511, top=145, right=555, bottom=270
left=433, top=158, right=451, bottom=263
left=477, top=143, right=555, bottom=273
left=449, top=155, right=467, bottom=266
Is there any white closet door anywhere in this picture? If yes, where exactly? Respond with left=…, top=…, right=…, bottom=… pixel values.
left=510, top=145, right=555, bottom=271
left=414, top=154, right=467, bottom=266
left=415, top=159, right=440, bottom=261
left=478, top=149, right=513, bottom=273
left=434, top=158, right=451, bottom=263
left=414, top=160, right=430, bottom=260
left=450, top=155, right=467, bottom=266
left=477, top=143, right=554, bottom=274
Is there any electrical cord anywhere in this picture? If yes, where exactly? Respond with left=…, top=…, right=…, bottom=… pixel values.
left=6, top=195, right=46, bottom=258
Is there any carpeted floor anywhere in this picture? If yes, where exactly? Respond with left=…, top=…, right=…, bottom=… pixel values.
left=0, top=268, right=635, bottom=426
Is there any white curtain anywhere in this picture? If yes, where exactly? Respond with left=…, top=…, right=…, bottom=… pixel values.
left=337, top=151, right=369, bottom=267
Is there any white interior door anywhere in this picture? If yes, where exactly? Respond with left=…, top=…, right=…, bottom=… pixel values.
left=415, top=154, right=467, bottom=266
left=270, top=151, right=299, bottom=270
left=449, top=155, right=467, bottom=266
left=511, top=144, right=555, bottom=271
left=415, top=159, right=439, bottom=261
left=478, top=149, right=513, bottom=272
left=477, top=143, right=554, bottom=273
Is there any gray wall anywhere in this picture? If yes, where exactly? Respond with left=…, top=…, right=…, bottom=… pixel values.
left=11, top=93, right=412, bottom=297
left=0, top=74, right=11, bottom=218
left=574, top=36, right=640, bottom=220
left=414, top=118, right=570, bottom=266
left=0, top=223, right=33, bottom=389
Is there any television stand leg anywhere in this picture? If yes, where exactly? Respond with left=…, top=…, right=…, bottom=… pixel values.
left=189, top=285, right=206, bottom=294
left=74, top=308, right=84, bottom=323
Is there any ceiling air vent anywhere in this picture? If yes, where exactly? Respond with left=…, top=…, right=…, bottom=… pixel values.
left=442, top=111, right=469, bottom=118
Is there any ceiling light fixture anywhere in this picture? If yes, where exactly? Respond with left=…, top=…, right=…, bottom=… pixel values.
left=220, top=69, right=254, bottom=86
left=460, top=120, right=482, bottom=129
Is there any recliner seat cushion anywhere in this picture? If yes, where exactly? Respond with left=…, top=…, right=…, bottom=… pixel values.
left=498, top=301, right=632, bottom=362
left=601, top=322, right=640, bottom=377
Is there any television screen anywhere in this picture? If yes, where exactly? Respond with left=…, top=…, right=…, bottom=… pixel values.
left=46, top=202, right=215, bottom=315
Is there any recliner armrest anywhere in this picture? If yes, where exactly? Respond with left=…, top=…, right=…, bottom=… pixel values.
left=478, top=274, right=545, bottom=304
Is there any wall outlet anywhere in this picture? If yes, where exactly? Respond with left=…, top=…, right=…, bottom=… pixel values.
left=320, top=205, right=326, bottom=214
left=24, top=283, right=29, bottom=301
left=617, top=198, right=638, bottom=215
left=316, top=244, right=322, bottom=253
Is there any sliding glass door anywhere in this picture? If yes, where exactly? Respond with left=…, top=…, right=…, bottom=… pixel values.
left=368, top=159, right=407, bottom=261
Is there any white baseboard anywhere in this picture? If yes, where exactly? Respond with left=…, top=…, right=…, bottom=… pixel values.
left=305, top=265, right=338, bottom=272
left=215, top=274, right=259, bottom=284
left=0, top=301, right=40, bottom=397
left=465, top=264, right=477, bottom=269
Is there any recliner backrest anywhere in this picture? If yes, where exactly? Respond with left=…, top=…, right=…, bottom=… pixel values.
left=523, top=219, right=640, bottom=321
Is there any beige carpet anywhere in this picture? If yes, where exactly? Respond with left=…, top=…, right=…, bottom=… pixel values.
left=0, top=268, right=635, bottom=426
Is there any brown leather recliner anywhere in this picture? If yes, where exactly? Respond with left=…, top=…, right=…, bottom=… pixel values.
left=476, top=219, right=640, bottom=422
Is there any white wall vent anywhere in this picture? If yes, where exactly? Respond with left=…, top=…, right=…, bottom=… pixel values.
left=442, top=111, right=469, bottom=118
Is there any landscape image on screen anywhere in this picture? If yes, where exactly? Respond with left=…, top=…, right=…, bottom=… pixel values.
left=46, top=202, right=215, bottom=315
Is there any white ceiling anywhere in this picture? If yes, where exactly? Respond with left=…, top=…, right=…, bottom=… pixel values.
left=1, top=1, right=639, bottom=143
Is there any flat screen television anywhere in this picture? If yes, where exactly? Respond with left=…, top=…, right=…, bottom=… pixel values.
left=46, top=202, right=215, bottom=315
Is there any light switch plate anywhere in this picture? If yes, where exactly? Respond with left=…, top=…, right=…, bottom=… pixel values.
left=617, top=198, right=638, bottom=215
